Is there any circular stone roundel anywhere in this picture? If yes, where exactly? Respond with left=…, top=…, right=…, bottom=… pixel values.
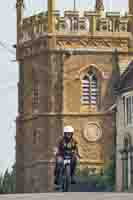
left=83, top=123, right=102, bottom=142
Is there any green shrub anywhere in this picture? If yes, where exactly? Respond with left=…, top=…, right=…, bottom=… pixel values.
left=0, top=164, right=16, bottom=194
left=76, top=159, right=115, bottom=191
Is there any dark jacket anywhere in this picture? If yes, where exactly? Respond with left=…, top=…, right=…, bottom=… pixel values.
left=57, top=137, right=78, bottom=157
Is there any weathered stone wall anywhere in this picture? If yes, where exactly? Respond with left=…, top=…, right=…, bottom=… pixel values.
left=16, top=49, right=132, bottom=192
left=17, top=112, right=115, bottom=193
left=17, top=115, right=63, bottom=193
left=16, top=51, right=64, bottom=192
left=16, top=31, right=133, bottom=192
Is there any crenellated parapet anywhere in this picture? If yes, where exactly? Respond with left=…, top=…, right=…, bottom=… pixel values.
left=99, top=12, right=129, bottom=32
left=20, top=12, right=48, bottom=43
left=18, top=10, right=130, bottom=45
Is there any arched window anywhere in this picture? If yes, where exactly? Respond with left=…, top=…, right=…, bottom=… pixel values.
left=81, top=70, right=98, bottom=105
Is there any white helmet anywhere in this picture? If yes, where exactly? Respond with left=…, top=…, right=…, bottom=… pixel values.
left=64, top=126, right=74, bottom=133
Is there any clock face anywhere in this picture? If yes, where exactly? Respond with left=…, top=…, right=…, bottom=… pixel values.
left=84, top=123, right=102, bottom=142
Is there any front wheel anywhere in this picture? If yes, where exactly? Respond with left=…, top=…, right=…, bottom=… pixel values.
left=63, top=164, right=71, bottom=192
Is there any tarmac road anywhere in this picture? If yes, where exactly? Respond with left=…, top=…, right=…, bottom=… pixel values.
left=0, top=193, right=133, bottom=200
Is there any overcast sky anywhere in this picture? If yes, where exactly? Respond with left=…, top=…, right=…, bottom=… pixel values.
left=0, top=0, right=128, bottom=174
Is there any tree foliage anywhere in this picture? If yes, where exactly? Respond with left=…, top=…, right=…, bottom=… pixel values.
left=0, top=164, right=16, bottom=194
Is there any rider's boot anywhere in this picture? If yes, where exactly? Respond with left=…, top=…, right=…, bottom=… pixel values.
left=71, top=176, right=76, bottom=184
left=54, top=169, right=60, bottom=185
left=54, top=164, right=63, bottom=186
left=54, top=176, right=59, bottom=185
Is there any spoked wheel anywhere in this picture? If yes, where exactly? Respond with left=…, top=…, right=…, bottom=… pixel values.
left=62, top=165, right=71, bottom=192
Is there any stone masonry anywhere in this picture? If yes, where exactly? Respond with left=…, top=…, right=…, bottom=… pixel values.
left=16, top=0, right=133, bottom=193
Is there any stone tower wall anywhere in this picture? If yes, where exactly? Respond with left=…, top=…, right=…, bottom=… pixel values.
left=15, top=0, right=133, bottom=193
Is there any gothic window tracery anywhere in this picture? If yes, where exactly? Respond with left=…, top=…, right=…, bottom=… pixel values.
left=81, top=70, right=98, bottom=105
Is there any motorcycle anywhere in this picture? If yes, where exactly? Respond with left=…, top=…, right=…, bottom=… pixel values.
left=58, top=155, right=72, bottom=192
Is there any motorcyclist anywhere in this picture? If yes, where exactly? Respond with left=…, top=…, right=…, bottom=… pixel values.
left=54, top=125, right=79, bottom=185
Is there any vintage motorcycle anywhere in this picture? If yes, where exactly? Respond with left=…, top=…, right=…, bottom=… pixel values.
left=58, top=155, right=72, bottom=192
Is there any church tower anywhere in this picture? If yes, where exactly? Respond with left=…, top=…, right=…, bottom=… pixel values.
left=16, top=0, right=133, bottom=192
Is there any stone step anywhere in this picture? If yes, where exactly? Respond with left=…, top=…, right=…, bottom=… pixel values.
left=71, top=183, right=111, bottom=192
left=0, top=193, right=133, bottom=200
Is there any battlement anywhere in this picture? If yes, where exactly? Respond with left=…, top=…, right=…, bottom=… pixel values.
left=19, top=10, right=131, bottom=44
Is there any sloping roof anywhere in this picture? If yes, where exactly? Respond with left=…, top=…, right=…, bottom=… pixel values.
left=118, top=60, right=133, bottom=91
